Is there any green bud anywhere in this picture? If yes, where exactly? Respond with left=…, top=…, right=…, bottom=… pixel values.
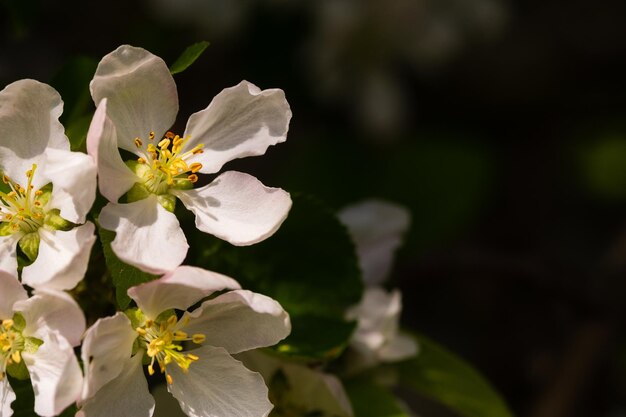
left=126, top=182, right=151, bottom=203
left=44, top=209, right=73, bottom=231
left=18, top=232, right=40, bottom=262
left=157, top=194, right=177, bottom=213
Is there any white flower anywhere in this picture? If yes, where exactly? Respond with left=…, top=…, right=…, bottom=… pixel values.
left=0, top=270, right=85, bottom=417
left=87, top=45, right=293, bottom=274
left=78, top=265, right=291, bottom=417
left=339, top=199, right=417, bottom=366
left=0, top=79, right=97, bottom=291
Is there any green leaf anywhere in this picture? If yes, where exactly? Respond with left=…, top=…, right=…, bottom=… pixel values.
left=98, top=227, right=158, bottom=309
left=398, top=335, right=514, bottom=417
left=169, top=41, right=210, bottom=75
left=190, top=193, right=363, bottom=360
left=344, top=377, right=409, bottom=417
left=50, top=56, right=97, bottom=152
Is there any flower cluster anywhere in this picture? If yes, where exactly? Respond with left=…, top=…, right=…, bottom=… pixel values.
left=0, top=45, right=294, bottom=417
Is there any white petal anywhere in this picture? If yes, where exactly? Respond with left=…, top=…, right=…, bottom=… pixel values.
left=98, top=197, right=188, bottom=274
left=347, top=287, right=402, bottom=353
left=87, top=98, right=139, bottom=203
left=77, top=354, right=154, bottom=417
left=378, top=332, right=419, bottom=362
left=0, top=229, right=20, bottom=278
left=184, top=290, right=291, bottom=354
left=90, top=45, right=178, bottom=153
left=0, top=378, right=15, bottom=417
left=14, top=289, right=85, bottom=346
left=0, top=79, right=68, bottom=189
left=22, top=223, right=96, bottom=291
left=0, top=270, right=26, bottom=319
left=338, top=199, right=410, bottom=286
left=80, top=313, right=137, bottom=401
left=44, top=148, right=97, bottom=224
left=23, top=331, right=83, bottom=417
left=167, top=345, right=272, bottom=417
left=173, top=171, right=291, bottom=246
left=128, top=266, right=240, bottom=319
left=183, top=81, right=291, bottom=174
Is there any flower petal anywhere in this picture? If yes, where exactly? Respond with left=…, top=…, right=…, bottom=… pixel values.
left=98, top=196, right=188, bottom=274
left=23, top=331, right=83, bottom=417
left=77, top=354, right=154, bottom=417
left=0, top=79, right=69, bottom=189
left=347, top=287, right=402, bottom=358
left=44, top=148, right=97, bottom=224
left=14, top=289, right=86, bottom=346
left=22, top=223, right=96, bottom=291
left=87, top=98, right=139, bottom=203
left=0, top=234, right=19, bottom=278
left=0, top=270, right=27, bottom=319
left=167, top=345, right=272, bottom=417
left=184, top=289, right=291, bottom=354
left=90, top=45, right=178, bottom=153
left=338, top=200, right=410, bottom=286
left=173, top=171, right=291, bottom=246
left=0, top=378, right=15, bottom=417
left=80, top=313, right=137, bottom=401
left=183, top=80, right=291, bottom=174
left=128, top=266, right=240, bottom=319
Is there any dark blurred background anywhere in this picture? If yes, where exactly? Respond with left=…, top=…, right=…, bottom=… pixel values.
left=2, top=1, right=626, bottom=416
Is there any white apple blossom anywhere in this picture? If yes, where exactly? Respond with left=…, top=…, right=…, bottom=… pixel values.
left=339, top=200, right=417, bottom=366
left=78, top=265, right=291, bottom=417
left=0, top=270, right=85, bottom=417
left=87, top=45, right=292, bottom=274
left=0, top=79, right=97, bottom=291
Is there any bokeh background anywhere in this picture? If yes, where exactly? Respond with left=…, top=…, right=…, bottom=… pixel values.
left=2, top=1, right=626, bottom=416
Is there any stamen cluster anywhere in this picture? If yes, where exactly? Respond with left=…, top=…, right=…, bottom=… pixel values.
left=135, top=313, right=206, bottom=384
left=0, top=165, right=46, bottom=234
left=133, top=131, right=204, bottom=195
left=0, top=319, right=23, bottom=380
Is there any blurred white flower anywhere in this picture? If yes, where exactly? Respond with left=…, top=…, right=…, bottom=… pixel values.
left=87, top=45, right=292, bottom=274
left=0, top=271, right=85, bottom=417
left=0, top=79, right=97, bottom=291
left=339, top=199, right=417, bottom=367
left=78, top=266, right=291, bottom=417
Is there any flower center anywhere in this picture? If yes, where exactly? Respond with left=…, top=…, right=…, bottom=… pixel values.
left=135, top=313, right=206, bottom=384
left=0, top=319, right=24, bottom=380
left=132, top=131, right=204, bottom=195
left=0, top=165, right=47, bottom=234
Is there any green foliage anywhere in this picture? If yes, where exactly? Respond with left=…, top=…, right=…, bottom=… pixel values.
left=397, top=335, right=514, bottom=417
left=344, top=377, right=409, bottom=417
left=579, top=135, right=626, bottom=200
left=98, top=227, right=158, bottom=309
left=169, top=41, right=210, bottom=75
left=9, top=376, right=77, bottom=417
left=190, top=193, right=363, bottom=360
left=50, top=56, right=98, bottom=152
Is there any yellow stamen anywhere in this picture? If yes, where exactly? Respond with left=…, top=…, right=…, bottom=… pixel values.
left=192, top=334, right=205, bottom=344
left=188, top=174, right=198, bottom=183
left=134, top=138, right=143, bottom=148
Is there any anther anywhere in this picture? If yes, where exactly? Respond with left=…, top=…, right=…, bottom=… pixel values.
left=192, top=334, right=205, bottom=344
left=189, top=163, right=202, bottom=173
left=134, top=138, right=143, bottom=148
left=149, top=132, right=155, bottom=140
left=188, top=174, right=198, bottom=183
